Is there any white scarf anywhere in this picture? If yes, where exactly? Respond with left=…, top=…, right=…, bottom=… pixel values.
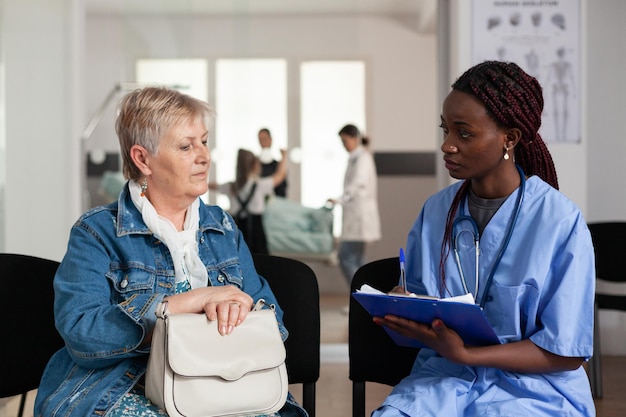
left=129, top=180, right=208, bottom=290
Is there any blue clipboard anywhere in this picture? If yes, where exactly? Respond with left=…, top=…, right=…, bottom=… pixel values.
left=352, top=291, right=501, bottom=348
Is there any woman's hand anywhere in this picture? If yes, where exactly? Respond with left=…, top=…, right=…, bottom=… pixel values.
left=165, top=286, right=254, bottom=335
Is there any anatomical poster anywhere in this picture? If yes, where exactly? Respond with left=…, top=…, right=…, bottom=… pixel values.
left=471, top=0, right=581, bottom=143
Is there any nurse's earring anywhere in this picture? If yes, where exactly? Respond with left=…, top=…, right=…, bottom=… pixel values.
left=503, top=146, right=510, bottom=161
left=140, top=178, right=148, bottom=197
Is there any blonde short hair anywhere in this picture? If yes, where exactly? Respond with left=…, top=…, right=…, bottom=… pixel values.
left=115, top=86, right=215, bottom=181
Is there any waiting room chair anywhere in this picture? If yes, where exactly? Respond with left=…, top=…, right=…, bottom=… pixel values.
left=0, top=253, right=64, bottom=417
left=587, top=222, right=626, bottom=399
left=349, top=257, right=420, bottom=417
left=252, top=253, right=321, bottom=417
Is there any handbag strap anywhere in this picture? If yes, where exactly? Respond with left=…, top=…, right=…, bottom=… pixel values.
left=156, top=300, right=169, bottom=319
left=253, top=298, right=275, bottom=311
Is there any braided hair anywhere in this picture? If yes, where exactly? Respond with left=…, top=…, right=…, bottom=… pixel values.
left=438, top=61, right=559, bottom=296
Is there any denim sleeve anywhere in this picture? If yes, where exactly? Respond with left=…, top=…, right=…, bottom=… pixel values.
left=53, top=223, right=156, bottom=369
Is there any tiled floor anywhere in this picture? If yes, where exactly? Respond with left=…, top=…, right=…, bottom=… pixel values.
left=319, top=293, right=350, bottom=344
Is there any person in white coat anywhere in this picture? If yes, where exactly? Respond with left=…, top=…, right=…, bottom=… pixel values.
left=328, top=124, right=381, bottom=285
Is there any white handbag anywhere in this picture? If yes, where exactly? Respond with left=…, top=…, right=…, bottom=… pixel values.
left=145, top=301, right=288, bottom=417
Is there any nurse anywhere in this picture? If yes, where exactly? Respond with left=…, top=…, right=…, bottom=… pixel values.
left=372, top=61, right=595, bottom=416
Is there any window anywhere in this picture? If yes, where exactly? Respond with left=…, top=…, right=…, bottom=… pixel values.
left=300, top=60, right=366, bottom=235
left=214, top=59, right=287, bottom=209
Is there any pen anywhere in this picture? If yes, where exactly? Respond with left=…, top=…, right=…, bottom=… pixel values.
left=399, top=248, right=407, bottom=293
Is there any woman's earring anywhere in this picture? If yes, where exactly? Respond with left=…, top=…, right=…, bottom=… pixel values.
left=140, top=178, right=148, bottom=197
left=503, top=147, right=510, bottom=161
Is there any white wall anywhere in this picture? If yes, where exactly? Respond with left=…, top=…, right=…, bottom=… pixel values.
left=585, top=0, right=626, bottom=356
left=586, top=1, right=626, bottom=222
left=0, top=0, right=84, bottom=261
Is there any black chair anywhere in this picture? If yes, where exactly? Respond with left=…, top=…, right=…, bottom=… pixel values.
left=252, top=253, right=320, bottom=417
left=587, top=222, right=626, bottom=399
left=0, top=253, right=64, bottom=417
left=349, top=257, right=420, bottom=417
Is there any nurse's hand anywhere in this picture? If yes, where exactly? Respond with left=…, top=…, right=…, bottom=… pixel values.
left=387, top=286, right=410, bottom=295
left=373, top=315, right=468, bottom=363
left=375, top=316, right=587, bottom=373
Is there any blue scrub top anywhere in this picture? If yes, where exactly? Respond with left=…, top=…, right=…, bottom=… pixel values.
left=375, top=176, right=596, bottom=416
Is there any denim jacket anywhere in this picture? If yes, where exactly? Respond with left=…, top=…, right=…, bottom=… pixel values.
left=35, top=185, right=300, bottom=417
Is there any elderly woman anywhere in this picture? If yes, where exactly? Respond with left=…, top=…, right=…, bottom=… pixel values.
left=35, top=87, right=306, bottom=417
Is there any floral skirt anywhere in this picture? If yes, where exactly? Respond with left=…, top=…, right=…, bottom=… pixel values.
left=106, top=389, right=168, bottom=417
left=106, top=387, right=287, bottom=417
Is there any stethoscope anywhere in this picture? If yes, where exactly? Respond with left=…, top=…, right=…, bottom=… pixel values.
left=451, top=164, right=526, bottom=308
